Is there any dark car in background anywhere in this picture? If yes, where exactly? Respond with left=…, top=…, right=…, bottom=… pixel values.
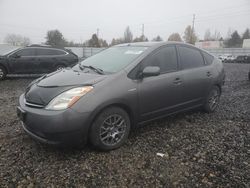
left=234, top=55, right=250, bottom=64
left=0, top=45, right=78, bottom=80
left=17, top=42, right=225, bottom=151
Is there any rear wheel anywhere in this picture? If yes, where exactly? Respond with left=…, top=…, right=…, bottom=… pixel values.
left=203, top=86, right=221, bottom=113
left=0, top=66, right=7, bottom=81
left=90, top=107, right=131, bottom=151
left=55, top=64, right=66, bottom=71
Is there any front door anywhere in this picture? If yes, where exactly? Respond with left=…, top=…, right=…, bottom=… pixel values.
left=138, top=45, right=184, bottom=121
left=8, top=48, right=37, bottom=74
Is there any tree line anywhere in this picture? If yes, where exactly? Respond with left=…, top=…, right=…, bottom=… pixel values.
left=42, top=25, right=199, bottom=47
left=3, top=26, right=250, bottom=48
left=202, top=28, right=250, bottom=48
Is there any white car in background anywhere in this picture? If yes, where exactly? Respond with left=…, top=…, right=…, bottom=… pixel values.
left=218, top=54, right=236, bottom=63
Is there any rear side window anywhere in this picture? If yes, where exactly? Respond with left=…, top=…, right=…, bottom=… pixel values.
left=36, top=49, right=53, bottom=56
left=178, top=46, right=204, bottom=69
left=142, top=46, right=178, bottom=73
left=202, top=52, right=214, bottom=65
left=15, top=49, right=36, bottom=56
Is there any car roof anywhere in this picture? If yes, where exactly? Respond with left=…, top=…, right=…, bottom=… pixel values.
left=115, top=41, right=196, bottom=48
left=26, top=44, right=52, bottom=47
left=25, top=44, right=65, bottom=50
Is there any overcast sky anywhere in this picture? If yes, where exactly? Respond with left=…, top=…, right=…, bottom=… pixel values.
left=0, top=0, right=249, bottom=44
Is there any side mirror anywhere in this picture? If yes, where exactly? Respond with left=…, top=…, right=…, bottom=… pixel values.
left=141, top=66, right=160, bottom=78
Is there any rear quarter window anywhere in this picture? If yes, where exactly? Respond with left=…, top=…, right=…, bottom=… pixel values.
left=202, top=52, right=214, bottom=65
left=54, top=50, right=67, bottom=55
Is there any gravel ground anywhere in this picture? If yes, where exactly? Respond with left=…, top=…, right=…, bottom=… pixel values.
left=0, top=63, right=249, bottom=188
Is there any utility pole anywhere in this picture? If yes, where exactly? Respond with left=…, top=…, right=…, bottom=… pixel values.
left=142, top=24, right=144, bottom=36
left=97, top=28, right=99, bottom=38
left=190, top=14, right=195, bottom=44
left=141, top=24, right=144, bottom=41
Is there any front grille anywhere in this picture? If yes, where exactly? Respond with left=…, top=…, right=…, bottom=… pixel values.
left=24, top=99, right=44, bottom=108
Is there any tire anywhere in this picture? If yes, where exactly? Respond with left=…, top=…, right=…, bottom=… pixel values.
left=0, top=66, right=7, bottom=81
left=90, top=107, right=131, bottom=151
left=55, top=64, right=66, bottom=71
left=203, top=86, right=221, bottom=113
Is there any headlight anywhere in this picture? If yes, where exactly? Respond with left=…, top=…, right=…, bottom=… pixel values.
left=45, top=86, right=93, bottom=110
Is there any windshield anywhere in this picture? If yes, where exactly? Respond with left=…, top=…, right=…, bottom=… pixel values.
left=0, top=47, right=20, bottom=56
left=78, top=46, right=148, bottom=73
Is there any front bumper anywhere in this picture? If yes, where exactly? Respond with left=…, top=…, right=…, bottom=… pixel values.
left=17, top=94, right=91, bottom=146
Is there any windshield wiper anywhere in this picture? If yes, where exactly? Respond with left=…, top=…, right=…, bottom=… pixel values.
left=79, top=64, right=104, bottom=75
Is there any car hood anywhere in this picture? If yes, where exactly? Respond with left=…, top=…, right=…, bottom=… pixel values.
left=37, top=68, right=106, bottom=87
left=25, top=69, right=107, bottom=106
left=0, top=55, right=6, bottom=60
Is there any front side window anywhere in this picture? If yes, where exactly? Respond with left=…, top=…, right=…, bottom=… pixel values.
left=178, top=46, right=205, bottom=69
left=142, top=46, right=178, bottom=73
left=78, top=46, right=148, bottom=73
left=15, top=48, right=36, bottom=56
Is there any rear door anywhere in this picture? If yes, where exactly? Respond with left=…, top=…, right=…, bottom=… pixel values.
left=138, top=45, right=184, bottom=121
left=36, top=48, right=68, bottom=73
left=35, top=48, right=57, bottom=73
left=177, top=45, right=213, bottom=107
left=8, top=48, right=37, bottom=74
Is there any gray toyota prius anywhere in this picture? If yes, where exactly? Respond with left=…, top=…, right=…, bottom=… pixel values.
left=17, top=42, right=225, bottom=150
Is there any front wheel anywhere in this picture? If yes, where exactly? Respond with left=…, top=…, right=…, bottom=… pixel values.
left=203, top=86, right=221, bottom=113
left=89, top=107, right=131, bottom=151
left=0, top=66, right=7, bottom=81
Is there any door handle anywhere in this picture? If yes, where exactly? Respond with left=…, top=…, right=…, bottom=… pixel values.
left=173, top=77, right=182, bottom=85
left=207, top=71, right=212, bottom=77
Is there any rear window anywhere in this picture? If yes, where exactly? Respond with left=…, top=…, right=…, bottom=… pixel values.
left=178, top=46, right=205, bottom=69
left=202, top=52, right=214, bottom=65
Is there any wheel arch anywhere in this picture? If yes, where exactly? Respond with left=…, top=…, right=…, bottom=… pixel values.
left=55, top=63, right=67, bottom=69
left=214, top=84, right=222, bottom=94
left=0, top=64, right=8, bottom=74
left=87, top=101, right=137, bottom=136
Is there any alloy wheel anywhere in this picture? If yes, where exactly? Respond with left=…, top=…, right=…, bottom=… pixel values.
left=56, top=66, right=65, bottom=71
left=99, top=114, right=127, bottom=146
left=0, top=68, right=4, bottom=78
left=208, top=89, right=220, bottom=111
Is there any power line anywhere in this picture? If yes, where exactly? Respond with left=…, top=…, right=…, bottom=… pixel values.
left=196, top=10, right=250, bottom=22
left=0, top=5, right=249, bottom=34
left=134, top=2, right=250, bottom=27
left=0, top=2, right=249, bottom=43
